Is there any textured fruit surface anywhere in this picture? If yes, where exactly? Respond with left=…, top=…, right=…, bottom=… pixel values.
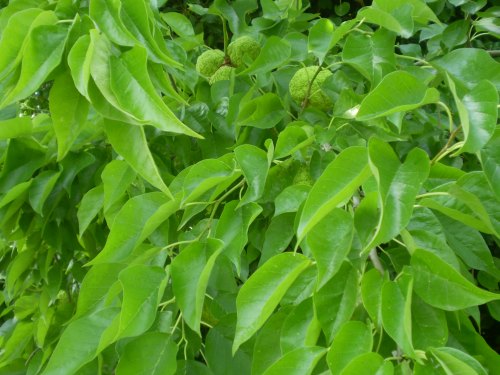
left=209, top=66, right=235, bottom=84
left=196, top=49, right=225, bottom=77
left=289, top=66, right=333, bottom=109
left=228, top=36, right=260, bottom=67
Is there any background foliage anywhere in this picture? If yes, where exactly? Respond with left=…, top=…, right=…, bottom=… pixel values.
left=0, top=0, right=499, bottom=374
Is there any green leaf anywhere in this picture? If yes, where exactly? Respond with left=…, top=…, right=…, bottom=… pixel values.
left=274, top=125, right=313, bottom=159
left=89, top=192, right=170, bottom=264
left=314, top=262, right=359, bottom=343
left=412, top=295, right=448, bottom=349
left=357, top=71, right=440, bottom=121
left=432, top=48, right=500, bottom=92
left=280, top=298, right=321, bottom=353
left=342, top=29, right=396, bottom=84
left=459, top=80, right=498, bottom=153
left=115, top=332, right=177, bottom=375
left=101, top=160, right=136, bottom=213
left=297, top=146, right=371, bottom=243
left=104, top=120, right=172, bottom=197
left=233, top=253, right=312, bottom=353
left=240, top=36, right=291, bottom=76
left=237, top=93, right=286, bottom=129
left=1, top=24, right=69, bottom=107
left=234, top=145, right=269, bottom=206
left=49, top=71, right=90, bottom=160
left=117, top=265, right=167, bottom=338
left=340, top=353, right=394, bottom=375
left=430, top=347, right=488, bottom=375
left=308, top=18, right=335, bottom=64
left=381, top=274, right=415, bottom=357
left=171, top=238, right=224, bottom=333
left=41, top=307, right=120, bottom=375
left=0, top=117, right=32, bottom=140
left=162, top=12, right=195, bottom=37
left=327, top=321, right=373, bottom=375
left=274, top=184, right=310, bottom=217
left=306, top=208, right=354, bottom=288
left=361, top=268, right=385, bottom=325
left=214, top=200, right=262, bottom=274
left=480, top=129, right=500, bottom=200
left=260, top=213, right=296, bottom=266
left=77, top=185, right=104, bottom=236
left=362, top=139, right=430, bottom=254
left=262, top=347, right=327, bottom=375
left=68, top=34, right=94, bottom=100
left=29, top=170, right=61, bottom=214
left=108, top=46, right=200, bottom=137
left=89, top=0, right=136, bottom=46
left=411, top=249, right=500, bottom=310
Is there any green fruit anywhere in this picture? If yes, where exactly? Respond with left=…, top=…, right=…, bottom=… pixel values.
left=293, top=165, right=314, bottom=186
left=289, top=66, right=333, bottom=110
left=196, top=49, right=225, bottom=77
left=209, top=66, right=235, bottom=85
left=228, top=36, right=260, bottom=67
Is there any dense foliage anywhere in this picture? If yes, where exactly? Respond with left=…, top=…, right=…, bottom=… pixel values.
left=0, top=0, right=499, bottom=374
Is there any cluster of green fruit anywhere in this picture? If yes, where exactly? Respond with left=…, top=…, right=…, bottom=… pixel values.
left=195, top=36, right=333, bottom=110
left=195, top=36, right=260, bottom=84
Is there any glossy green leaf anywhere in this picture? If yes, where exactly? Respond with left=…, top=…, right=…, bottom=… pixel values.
left=340, top=353, right=394, bottom=375
left=163, top=12, right=195, bottom=37
left=115, top=332, right=177, bottom=375
left=89, top=0, right=136, bottom=46
left=362, top=139, right=430, bottom=254
left=77, top=184, right=104, bottom=236
left=233, top=253, right=312, bottom=353
left=314, top=262, right=359, bottom=343
left=260, top=213, right=296, bottom=266
left=117, top=265, right=167, bottom=338
left=1, top=24, right=69, bottom=107
left=68, top=34, right=94, bottom=101
left=0, top=117, right=32, bottom=140
left=342, top=29, right=395, bottom=84
left=241, top=36, right=291, bottom=75
left=412, top=295, right=448, bottom=349
left=480, top=129, right=500, bottom=200
left=361, top=268, right=385, bottom=325
left=297, top=146, right=370, bottom=243
left=432, top=48, right=500, bottom=92
left=357, top=71, right=440, bottom=121
left=262, top=346, right=327, bottom=375
left=101, top=160, right=136, bottom=212
left=280, top=298, right=321, bottom=353
left=49, top=71, right=90, bottom=160
left=327, top=320, right=373, bottom=375
left=237, top=93, right=286, bottom=129
left=214, top=200, right=262, bottom=274
left=104, top=120, right=172, bottom=197
left=306, top=208, right=354, bottom=288
left=381, top=275, right=415, bottom=357
left=274, top=125, right=313, bottom=159
left=41, top=307, right=120, bottom=375
left=430, top=347, right=488, bottom=375
left=411, top=249, right=500, bottom=310
left=274, top=184, right=310, bottom=217
left=308, top=18, right=335, bottom=64
left=171, top=239, right=224, bottom=333
left=234, top=144, right=269, bottom=206
left=29, top=170, right=61, bottom=214
left=89, top=192, right=170, bottom=264
left=0, top=8, right=45, bottom=80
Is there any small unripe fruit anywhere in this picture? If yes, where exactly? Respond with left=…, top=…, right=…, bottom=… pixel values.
left=289, top=66, right=333, bottom=110
left=196, top=49, right=225, bottom=77
left=209, top=66, right=235, bottom=85
left=228, top=36, right=260, bottom=67
left=293, top=165, right=314, bottom=186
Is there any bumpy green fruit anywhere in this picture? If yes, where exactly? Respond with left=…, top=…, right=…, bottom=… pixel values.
left=196, top=49, right=225, bottom=77
left=289, top=66, right=333, bottom=109
left=293, top=165, right=314, bottom=186
left=209, top=66, right=235, bottom=84
left=228, top=36, right=260, bottom=67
